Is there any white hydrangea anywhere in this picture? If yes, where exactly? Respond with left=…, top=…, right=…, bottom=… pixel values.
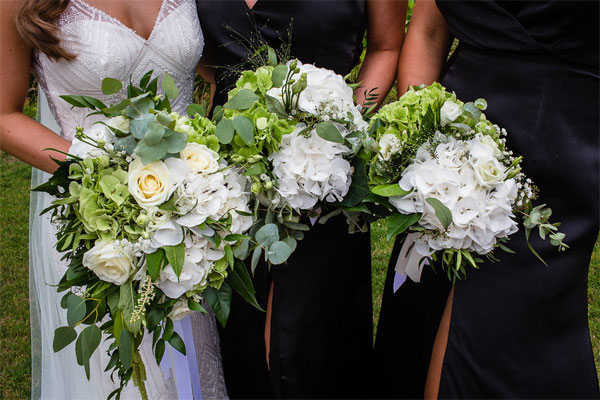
left=390, top=133, right=518, bottom=256
left=270, top=123, right=352, bottom=210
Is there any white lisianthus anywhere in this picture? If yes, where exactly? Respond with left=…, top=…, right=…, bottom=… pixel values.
left=270, top=123, right=352, bottom=210
left=180, top=143, right=220, bottom=174
left=69, top=124, right=116, bottom=158
left=168, top=299, right=194, bottom=321
left=128, top=157, right=188, bottom=209
left=378, top=133, right=402, bottom=161
left=147, top=207, right=171, bottom=231
left=440, top=100, right=462, bottom=126
left=106, top=116, right=130, bottom=133
left=82, top=240, right=134, bottom=285
left=475, top=133, right=503, bottom=158
left=150, top=220, right=184, bottom=249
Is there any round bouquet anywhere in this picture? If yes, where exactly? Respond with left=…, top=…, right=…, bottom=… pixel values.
left=366, top=83, right=567, bottom=282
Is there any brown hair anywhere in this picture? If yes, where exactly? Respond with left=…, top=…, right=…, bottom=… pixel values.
left=15, top=0, right=75, bottom=61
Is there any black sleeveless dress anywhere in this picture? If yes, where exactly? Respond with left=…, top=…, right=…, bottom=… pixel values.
left=196, top=2, right=372, bottom=398
left=374, top=1, right=599, bottom=398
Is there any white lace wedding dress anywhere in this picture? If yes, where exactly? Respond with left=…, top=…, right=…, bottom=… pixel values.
left=29, top=0, right=227, bottom=398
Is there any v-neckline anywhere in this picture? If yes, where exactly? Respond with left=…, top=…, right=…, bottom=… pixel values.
left=74, top=0, right=167, bottom=42
left=243, top=0, right=259, bottom=11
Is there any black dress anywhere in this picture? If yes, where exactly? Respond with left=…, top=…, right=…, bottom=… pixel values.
left=374, top=1, right=599, bottom=398
left=196, top=2, right=372, bottom=398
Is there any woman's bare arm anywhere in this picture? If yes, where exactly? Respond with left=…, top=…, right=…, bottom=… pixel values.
left=0, top=1, right=70, bottom=173
left=196, top=38, right=217, bottom=109
left=355, top=0, right=407, bottom=107
left=397, top=0, right=452, bottom=95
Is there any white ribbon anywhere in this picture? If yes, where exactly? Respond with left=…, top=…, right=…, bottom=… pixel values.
left=393, top=233, right=431, bottom=292
left=160, top=315, right=202, bottom=399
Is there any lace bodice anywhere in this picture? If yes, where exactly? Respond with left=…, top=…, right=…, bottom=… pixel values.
left=33, top=0, right=203, bottom=141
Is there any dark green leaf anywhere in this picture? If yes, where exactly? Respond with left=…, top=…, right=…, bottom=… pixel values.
left=164, top=242, right=185, bottom=280
left=67, top=295, right=86, bottom=326
left=119, top=329, right=133, bottom=369
left=387, top=212, right=422, bottom=241
left=228, top=261, right=264, bottom=311
left=204, top=283, right=232, bottom=327
left=139, top=70, right=154, bottom=90
left=102, top=78, right=123, bottom=96
left=339, top=158, right=370, bottom=207
left=146, top=249, right=165, bottom=281
left=162, top=318, right=174, bottom=341
left=75, top=325, right=102, bottom=379
left=371, top=183, right=412, bottom=197
left=223, top=89, right=259, bottom=110
left=188, top=298, right=207, bottom=313
left=316, top=121, right=344, bottom=143
left=53, top=326, right=77, bottom=352
left=243, top=162, right=267, bottom=176
left=154, top=338, right=165, bottom=365
left=425, top=198, right=453, bottom=229
left=168, top=331, right=186, bottom=355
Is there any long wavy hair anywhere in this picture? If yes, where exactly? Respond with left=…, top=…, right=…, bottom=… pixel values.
left=15, top=0, right=75, bottom=61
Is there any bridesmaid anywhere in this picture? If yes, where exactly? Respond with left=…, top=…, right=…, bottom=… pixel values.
left=374, top=1, right=599, bottom=398
left=196, top=1, right=406, bottom=398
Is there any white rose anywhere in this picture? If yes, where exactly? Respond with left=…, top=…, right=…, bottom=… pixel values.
left=440, top=100, right=462, bottom=126
left=471, top=158, right=506, bottom=187
left=168, top=299, right=194, bottom=321
left=128, top=157, right=188, bottom=208
left=475, top=133, right=503, bottom=158
left=378, top=133, right=402, bottom=161
left=107, top=116, right=130, bottom=133
left=82, top=240, right=134, bottom=285
left=180, top=143, right=220, bottom=174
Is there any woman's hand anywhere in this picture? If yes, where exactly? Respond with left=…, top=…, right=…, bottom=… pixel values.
left=0, top=1, right=70, bottom=173
left=397, top=0, right=452, bottom=95
left=355, top=0, right=407, bottom=108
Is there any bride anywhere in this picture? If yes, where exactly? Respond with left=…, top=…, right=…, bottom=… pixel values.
left=0, top=0, right=227, bottom=398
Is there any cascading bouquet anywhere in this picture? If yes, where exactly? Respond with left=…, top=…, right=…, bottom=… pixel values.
left=34, top=72, right=260, bottom=398
left=212, top=57, right=372, bottom=271
left=366, top=83, right=567, bottom=282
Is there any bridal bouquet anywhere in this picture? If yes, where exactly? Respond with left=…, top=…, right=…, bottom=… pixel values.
left=35, top=72, right=259, bottom=398
left=214, top=58, right=371, bottom=271
left=366, top=83, right=567, bottom=282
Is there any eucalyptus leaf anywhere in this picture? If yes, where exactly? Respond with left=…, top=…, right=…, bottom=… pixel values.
left=282, top=236, right=297, bottom=252
left=265, top=94, right=288, bottom=118
left=67, top=295, right=86, bottom=326
left=251, top=246, right=262, bottom=274
left=255, top=223, right=279, bottom=247
left=144, top=121, right=166, bottom=145
left=75, top=325, right=102, bottom=379
left=114, top=136, right=137, bottom=155
left=267, top=241, right=292, bottom=265
left=53, top=326, right=77, bottom=352
left=164, top=131, right=188, bottom=153
left=130, top=115, right=152, bottom=139
left=282, top=221, right=310, bottom=231
left=102, top=78, right=122, bottom=96
left=186, top=103, right=206, bottom=118
left=271, top=65, right=288, bottom=88
left=223, top=89, right=259, bottom=110
left=316, top=121, right=344, bottom=143
left=233, top=115, right=255, bottom=146
left=215, top=119, right=235, bottom=144
left=135, top=140, right=169, bottom=165
left=162, top=72, right=179, bottom=99
left=233, top=239, right=250, bottom=260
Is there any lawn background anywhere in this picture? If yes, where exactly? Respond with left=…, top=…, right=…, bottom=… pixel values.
left=1, top=2, right=598, bottom=395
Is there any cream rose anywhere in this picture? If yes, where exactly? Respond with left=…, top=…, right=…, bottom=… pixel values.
left=180, top=143, right=220, bottom=174
left=471, top=158, right=506, bottom=187
left=168, top=299, right=194, bottom=321
left=128, top=158, right=173, bottom=208
left=82, top=240, right=134, bottom=285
